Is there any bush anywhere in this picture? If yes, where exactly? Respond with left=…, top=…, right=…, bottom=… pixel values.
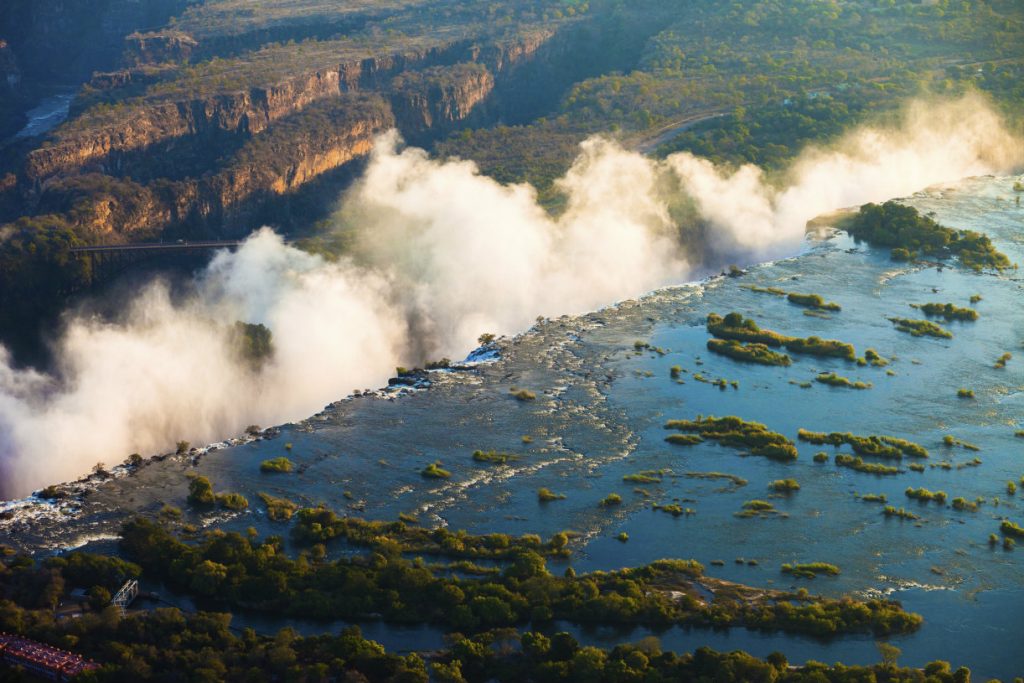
left=259, top=457, right=294, bottom=473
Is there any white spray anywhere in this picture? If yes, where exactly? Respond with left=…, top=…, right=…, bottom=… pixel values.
left=0, top=95, right=1019, bottom=497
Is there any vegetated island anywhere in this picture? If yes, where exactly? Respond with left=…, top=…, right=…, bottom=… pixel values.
left=797, top=429, right=928, bottom=459
left=707, top=313, right=857, bottom=361
left=842, top=201, right=1014, bottom=271
left=665, top=416, right=798, bottom=461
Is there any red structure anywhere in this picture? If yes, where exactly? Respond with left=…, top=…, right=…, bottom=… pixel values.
left=0, top=632, right=99, bottom=680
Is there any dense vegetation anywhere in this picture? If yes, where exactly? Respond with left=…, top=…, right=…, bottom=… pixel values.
left=706, top=338, right=791, bottom=366
left=797, top=429, right=927, bottom=459
left=665, top=416, right=798, bottom=461
left=844, top=202, right=1013, bottom=271
left=889, top=317, right=953, bottom=339
left=706, top=313, right=857, bottom=361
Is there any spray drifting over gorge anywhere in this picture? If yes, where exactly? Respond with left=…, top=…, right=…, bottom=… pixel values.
left=0, top=95, right=1020, bottom=498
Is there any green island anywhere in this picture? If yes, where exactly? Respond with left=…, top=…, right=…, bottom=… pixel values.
left=652, top=503, right=696, bottom=517
left=798, top=430, right=928, bottom=460
left=735, top=500, right=785, bottom=519
left=186, top=475, right=249, bottom=510
left=781, top=562, right=840, bottom=579
left=994, top=352, right=1012, bottom=369
left=842, top=202, right=1014, bottom=271
left=957, top=389, right=975, bottom=399
left=888, top=317, right=953, bottom=339
left=815, top=372, right=871, bottom=390
left=706, top=338, right=792, bottom=366
left=1001, top=521, right=1024, bottom=539
left=665, top=416, right=798, bottom=461
left=623, top=471, right=665, bottom=484
left=859, top=494, right=888, bottom=504
left=905, top=488, right=948, bottom=505
left=537, top=488, right=566, bottom=503
left=952, top=497, right=980, bottom=512
left=258, top=493, right=300, bottom=522
left=835, top=455, right=900, bottom=476
left=769, top=479, right=801, bottom=493
left=259, top=456, right=295, bottom=473
left=707, top=313, right=856, bottom=361
left=598, top=493, right=623, bottom=507
left=421, top=461, right=452, bottom=479
left=883, top=506, right=921, bottom=521
left=472, top=450, right=521, bottom=464
left=787, top=293, right=841, bottom=312
left=665, top=433, right=703, bottom=446
left=910, top=302, right=979, bottom=322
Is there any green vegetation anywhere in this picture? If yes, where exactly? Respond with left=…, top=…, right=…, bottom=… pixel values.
left=769, top=479, right=800, bottom=493
left=706, top=312, right=789, bottom=347
left=815, top=372, right=871, bottom=390
left=623, top=471, right=665, bottom=484
left=537, top=488, right=566, bottom=502
left=860, top=494, right=887, bottom=504
left=888, top=317, right=953, bottom=339
left=1001, top=520, right=1024, bottom=538
left=835, top=455, right=899, bottom=476
left=259, top=456, right=294, bottom=473
left=995, top=352, right=1012, bottom=369
left=951, top=497, right=979, bottom=512
left=735, top=500, right=783, bottom=519
left=883, top=506, right=920, bottom=521
left=665, top=416, right=797, bottom=461
left=665, top=434, right=703, bottom=446
left=781, top=562, right=840, bottom=579
left=943, top=435, right=980, bottom=451
left=863, top=349, right=889, bottom=367
left=787, top=293, right=841, bottom=312
left=813, top=452, right=829, bottom=463
left=652, top=503, right=696, bottom=517
left=257, top=492, right=299, bottom=521
left=957, top=388, right=975, bottom=399
left=743, top=284, right=787, bottom=296
left=911, top=302, right=978, bottom=322
left=421, top=461, right=452, bottom=479
left=472, top=450, right=520, bottom=464
left=845, top=202, right=1013, bottom=271
left=184, top=477, right=248, bottom=511
left=215, top=492, right=249, bottom=511
left=707, top=338, right=791, bottom=366
left=798, top=429, right=927, bottom=459
left=905, top=487, right=947, bottom=504
left=599, top=493, right=623, bottom=507
left=670, top=365, right=683, bottom=379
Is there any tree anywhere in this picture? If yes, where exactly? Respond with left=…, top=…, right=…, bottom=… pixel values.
left=876, top=641, right=901, bottom=668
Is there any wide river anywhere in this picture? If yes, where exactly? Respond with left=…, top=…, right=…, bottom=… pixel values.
left=3, top=175, right=1023, bottom=679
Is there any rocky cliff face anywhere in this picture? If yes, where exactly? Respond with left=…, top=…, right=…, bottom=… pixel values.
left=22, top=26, right=559, bottom=188
left=9, top=15, right=577, bottom=245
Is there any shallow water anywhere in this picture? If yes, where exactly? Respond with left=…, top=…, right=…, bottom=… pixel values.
left=3, top=175, right=1023, bottom=679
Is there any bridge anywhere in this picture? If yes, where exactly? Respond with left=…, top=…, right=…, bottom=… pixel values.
left=69, top=239, right=245, bottom=255
left=111, top=580, right=139, bottom=617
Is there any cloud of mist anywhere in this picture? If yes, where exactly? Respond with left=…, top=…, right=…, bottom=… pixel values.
left=0, top=94, right=1020, bottom=497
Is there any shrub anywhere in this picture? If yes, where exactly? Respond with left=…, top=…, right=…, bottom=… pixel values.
left=260, top=457, right=294, bottom=473
left=422, top=461, right=452, bottom=479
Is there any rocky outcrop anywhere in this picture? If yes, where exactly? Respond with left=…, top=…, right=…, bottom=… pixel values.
left=123, top=31, right=197, bottom=67
left=389, top=63, right=495, bottom=135
left=33, top=94, right=395, bottom=239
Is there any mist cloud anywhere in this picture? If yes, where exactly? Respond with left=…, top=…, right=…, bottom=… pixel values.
left=0, top=94, right=1020, bottom=497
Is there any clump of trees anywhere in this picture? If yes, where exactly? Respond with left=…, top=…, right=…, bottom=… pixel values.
left=665, top=415, right=798, bottom=461
left=845, top=202, right=1013, bottom=271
